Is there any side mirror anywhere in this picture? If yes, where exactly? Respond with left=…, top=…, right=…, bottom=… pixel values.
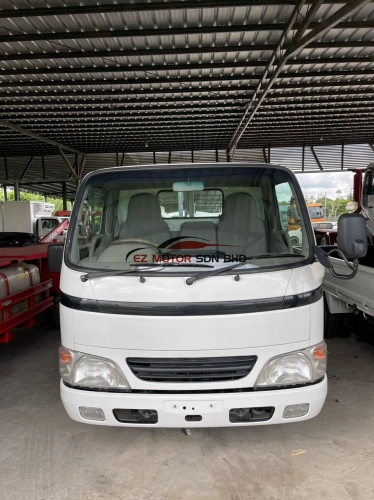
left=48, top=243, right=64, bottom=273
left=313, top=213, right=367, bottom=280
left=337, top=214, right=367, bottom=259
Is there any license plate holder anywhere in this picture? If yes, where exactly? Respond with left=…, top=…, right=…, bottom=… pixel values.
left=163, top=400, right=223, bottom=414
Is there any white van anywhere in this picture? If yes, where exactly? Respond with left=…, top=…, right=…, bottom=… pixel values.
left=51, top=163, right=366, bottom=427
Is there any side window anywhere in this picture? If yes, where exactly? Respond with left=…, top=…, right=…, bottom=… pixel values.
left=78, top=187, right=106, bottom=258
left=275, top=182, right=302, bottom=247
left=41, top=219, right=59, bottom=231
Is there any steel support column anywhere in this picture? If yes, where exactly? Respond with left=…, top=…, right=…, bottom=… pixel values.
left=14, top=181, right=20, bottom=201
left=41, top=152, right=46, bottom=179
left=310, top=147, right=323, bottom=170
left=62, top=182, right=67, bottom=211
left=57, top=147, right=80, bottom=183
left=20, top=156, right=35, bottom=180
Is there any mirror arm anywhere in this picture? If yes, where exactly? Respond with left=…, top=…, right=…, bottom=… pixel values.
left=327, top=250, right=359, bottom=280
left=326, top=248, right=355, bottom=270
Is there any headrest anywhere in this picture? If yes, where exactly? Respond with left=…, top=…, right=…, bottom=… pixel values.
left=127, top=193, right=162, bottom=220
left=222, top=193, right=256, bottom=217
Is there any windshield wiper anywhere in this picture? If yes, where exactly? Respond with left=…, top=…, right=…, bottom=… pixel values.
left=80, top=262, right=213, bottom=282
left=185, top=253, right=305, bottom=285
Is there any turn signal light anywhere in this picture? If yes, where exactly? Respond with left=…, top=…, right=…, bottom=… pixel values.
left=312, top=345, right=327, bottom=360
left=60, top=349, right=72, bottom=364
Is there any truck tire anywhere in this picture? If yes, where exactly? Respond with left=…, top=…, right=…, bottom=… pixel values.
left=51, top=296, right=60, bottom=329
left=324, top=295, right=353, bottom=338
left=35, top=296, right=60, bottom=330
left=335, top=314, right=354, bottom=338
left=324, top=297, right=337, bottom=338
left=35, top=310, right=54, bottom=330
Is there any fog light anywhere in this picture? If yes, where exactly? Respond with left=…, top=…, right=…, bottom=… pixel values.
left=79, top=406, right=106, bottom=421
left=283, top=403, right=309, bottom=419
left=229, top=407, right=274, bottom=423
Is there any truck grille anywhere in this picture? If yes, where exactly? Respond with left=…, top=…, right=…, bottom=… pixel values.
left=126, top=356, right=257, bottom=383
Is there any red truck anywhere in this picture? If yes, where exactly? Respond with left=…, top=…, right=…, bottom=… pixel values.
left=0, top=220, right=68, bottom=343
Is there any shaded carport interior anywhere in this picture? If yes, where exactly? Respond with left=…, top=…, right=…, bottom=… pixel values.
left=1, top=6, right=374, bottom=498
left=0, top=0, right=373, bottom=204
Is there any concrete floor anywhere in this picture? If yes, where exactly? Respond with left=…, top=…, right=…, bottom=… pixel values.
left=1, top=330, right=374, bottom=500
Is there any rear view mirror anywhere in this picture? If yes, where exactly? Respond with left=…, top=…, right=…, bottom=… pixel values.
left=313, top=214, right=367, bottom=280
left=337, top=214, right=367, bottom=260
left=48, top=243, right=64, bottom=273
left=173, top=181, right=204, bottom=192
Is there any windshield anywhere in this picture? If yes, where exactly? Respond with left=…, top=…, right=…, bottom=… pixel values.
left=308, top=206, right=325, bottom=219
left=67, top=165, right=311, bottom=274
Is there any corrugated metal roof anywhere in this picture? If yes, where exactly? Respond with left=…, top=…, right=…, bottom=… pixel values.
left=0, top=0, right=373, bottom=176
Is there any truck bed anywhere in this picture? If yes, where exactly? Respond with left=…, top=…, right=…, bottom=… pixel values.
left=322, top=245, right=374, bottom=317
left=0, top=243, right=51, bottom=267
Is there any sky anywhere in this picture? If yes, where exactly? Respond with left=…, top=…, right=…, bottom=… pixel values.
left=296, top=172, right=354, bottom=200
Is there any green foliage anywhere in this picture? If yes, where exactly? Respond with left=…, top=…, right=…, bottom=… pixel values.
left=0, top=189, right=66, bottom=215
left=312, top=191, right=353, bottom=220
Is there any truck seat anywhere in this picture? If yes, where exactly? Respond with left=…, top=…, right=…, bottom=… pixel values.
left=180, top=221, right=217, bottom=251
left=217, top=193, right=267, bottom=256
left=119, top=193, right=171, bottom=245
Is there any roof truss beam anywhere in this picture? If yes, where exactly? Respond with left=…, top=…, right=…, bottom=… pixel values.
left=1, top=105, right=372, bottom=120
left=1, top=77, right=373, bottom=90
left=1, top=90, right=373, bottom=106
left=3, top=107, right=373, bottom=125
left=0, top=1, right=345, bottom=19
left=2, top=41, right=373, bottom=63
left=1, top=89, right=373, bottom=104
left=228, top=0, right=373, bottom=154
left=0, top=119, right=85, bottom=157
left=19, top=155, right=35, bottom=180
left=1, top=64, right=374, bottom=78
left=0, top=20, right=373, bottom=44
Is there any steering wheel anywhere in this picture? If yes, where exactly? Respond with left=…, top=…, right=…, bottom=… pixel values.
left=108, top=238, right=161, bottom=252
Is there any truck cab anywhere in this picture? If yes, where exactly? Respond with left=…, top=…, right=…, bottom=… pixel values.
left=52, top=163, right=336, bottom=427
left=307, top=203, right=327, bottom=224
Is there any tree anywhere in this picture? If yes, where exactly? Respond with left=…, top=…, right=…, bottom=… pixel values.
left=0, top=189, right=66, bottom=215
left=314, top=191, right=351, bottom=221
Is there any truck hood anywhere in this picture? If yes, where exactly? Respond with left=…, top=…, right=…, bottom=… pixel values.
left=62, top=263, right=325, bottom=350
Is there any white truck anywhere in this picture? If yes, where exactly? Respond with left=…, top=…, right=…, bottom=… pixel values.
left=0, top=201, right=60, bottom=239
left=48, top=163, right=366, bottom=428
left=323, top=163, right=374, bottom=337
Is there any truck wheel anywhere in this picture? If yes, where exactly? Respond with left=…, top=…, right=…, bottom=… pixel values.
left=324, top=296, right=353, bottom=338
left=35, top=296, right=60, bottom=331
left=51, top=296, right=60, bottom=329
left=335, top=314, right=354, bottom=338
left=324, top=298, right=337, bottom=338
left=291, top=236, right=299, bottom=245
left=35, top=310, right=53, bottom=330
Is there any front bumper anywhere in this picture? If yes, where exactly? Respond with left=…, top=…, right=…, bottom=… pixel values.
left=61, top=376, right=327, bottom=427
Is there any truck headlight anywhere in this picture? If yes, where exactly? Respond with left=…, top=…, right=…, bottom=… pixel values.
left=254, top=342, right=327, bottom=389
left=59, top=346, right=130, bottom=389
